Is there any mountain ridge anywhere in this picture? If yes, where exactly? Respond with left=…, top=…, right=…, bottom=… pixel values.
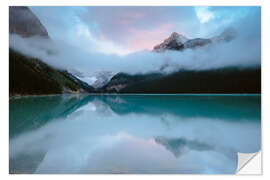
left=153, top=28, right=237, bottom=52
left=9, top=6, right=95, bottom=96
left=10, top=48, right=95, bottom=96
left=9, top=6, right=260, bottom=95
left=101, top=67, right=261, bottom=94
left=9, top=6, right=49, bottom=38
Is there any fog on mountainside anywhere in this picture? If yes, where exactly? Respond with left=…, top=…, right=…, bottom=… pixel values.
left=9, top=6, right=261, bottom=94
left=9, top=7, right=95, bottom=96
left=9, top=25, right=261, bottom=76
left=9, top=6, right=262, bottom=175
left=9, top=7, right=261, bottom=76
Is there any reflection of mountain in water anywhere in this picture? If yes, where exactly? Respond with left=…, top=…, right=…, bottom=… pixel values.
left=97, top=95, right=261, bottom=122
left=9, top=94, right=261, bottom=174
left=155, top=136, right=238, bottom=162
left=9, top=95, right=95, bottom=138
left=10, top=94, right=260, bottom=139
left=155, top=136, right=213, bottom=157
left=9, top=95, right=95, bottom=173
left=10, top=151, right=46, bottom=174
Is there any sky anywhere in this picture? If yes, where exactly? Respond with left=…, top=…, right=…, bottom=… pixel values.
left=10, top=6, right=261, bottom=77
left=29, top=6, right=260, bottom=55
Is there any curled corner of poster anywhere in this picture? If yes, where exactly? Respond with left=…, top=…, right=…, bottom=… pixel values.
left=236, top=151, right=262, bottom=175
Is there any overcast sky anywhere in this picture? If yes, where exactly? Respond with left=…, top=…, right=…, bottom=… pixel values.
left=10, top=6, right=260, bottom=76
left=29, top=6, right=260, bottom=55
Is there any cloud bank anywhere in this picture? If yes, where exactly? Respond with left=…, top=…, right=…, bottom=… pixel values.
left=10, top=6, right=260, bottom=76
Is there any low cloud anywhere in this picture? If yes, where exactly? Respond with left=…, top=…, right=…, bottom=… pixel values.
left=9, top=30, right=260, bottom=77
left=10, top=6, right=260, bottom=76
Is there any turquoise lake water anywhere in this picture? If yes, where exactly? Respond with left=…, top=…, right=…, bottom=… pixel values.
left=9, top=94, right=261, bottom=174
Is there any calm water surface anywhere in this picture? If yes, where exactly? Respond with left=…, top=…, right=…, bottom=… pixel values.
left=9, top=94, right=261, bottom=174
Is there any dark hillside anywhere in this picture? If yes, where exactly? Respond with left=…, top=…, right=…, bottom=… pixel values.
left=9, top=49, right=95, bottom=96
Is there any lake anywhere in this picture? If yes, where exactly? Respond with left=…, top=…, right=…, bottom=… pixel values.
left=9, top=94, right=261, bottom=174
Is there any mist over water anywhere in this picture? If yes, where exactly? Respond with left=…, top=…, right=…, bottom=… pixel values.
left=9, top=95, right=261, bottom=174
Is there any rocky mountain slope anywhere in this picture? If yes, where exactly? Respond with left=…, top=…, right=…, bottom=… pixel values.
left=9, top=6, right=258, bottom=95
left=153, top=32, right=189, bottom=52
left=99, top=72, right=163, bottom=93
left=10, top=49, right=95, bottom=96
left=9, top=6, right=95, bottom=96
left=9, top=6, right=49, bottom=38
left=70, top=70, right=115, bottom=89
left=153, top=28, right=237, bottom=52
left=101, top=28, right=259, bottom=94
left=101, top=67, right=261, bottom=94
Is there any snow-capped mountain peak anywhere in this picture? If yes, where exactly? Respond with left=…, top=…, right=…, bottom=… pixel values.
left=167, top=32, right=189, bottom=44
left=68, top=69, right=116, bottom=88
left=153, top=28, right=237, bottom=53
left=153, top=32, right=189, bottom=52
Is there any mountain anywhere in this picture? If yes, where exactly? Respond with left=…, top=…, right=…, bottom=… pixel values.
left=9, top=6, right=49, bottom=38
left=183, top=38, right=211, bottom=49
left=9, top=49, right=95, bottom=96
left=70, top=70, right=115, bottom=89
left=60, top=70, right=95, bottom=93
left=91, top=71, right=115, bottom=88
left=102, top=67, right=261, bottom=94
left=107, top=28, right=251, bottom=94
left=9, top=6, right=95, bottom=96
left=100, top=72, right=163, bottom=93
left=9, top=7, right=258, bottom=95
left=153, top=32, right=189, bottom=52
left=153, top=28, right=237, bottom=52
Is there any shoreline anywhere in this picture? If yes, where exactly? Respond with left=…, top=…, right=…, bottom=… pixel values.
left=9, top=93, right=261, bottom=99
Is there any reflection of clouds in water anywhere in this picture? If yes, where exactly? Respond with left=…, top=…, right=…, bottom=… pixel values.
left=154, top=136, right=238, bottom=164
left=75, top=102, right=97, bottom=112
left=155, top=136, right=214, bottom=157
left=9, top=96, right=261, bottom=174
left=34, top=133, right=234, bottom=174
left=80, top=133, right=202, bottom=173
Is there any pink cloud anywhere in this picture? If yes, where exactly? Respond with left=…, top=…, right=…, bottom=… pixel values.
left=80, top=7, right=199, bottom=51
left=127, top=23, right=176, bottom=50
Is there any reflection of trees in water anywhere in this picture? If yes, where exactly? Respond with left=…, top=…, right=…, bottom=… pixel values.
left=9, top=94, right=261, bottom=139
left=9, top=151, right=46, bottom=174
left=9, top=94, right=93, bottom=138
left=97, top=95, right=261, bottom=122
left=9, top=95, right=96, bottom=174
left=9, top=94, right=260, bottom=174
